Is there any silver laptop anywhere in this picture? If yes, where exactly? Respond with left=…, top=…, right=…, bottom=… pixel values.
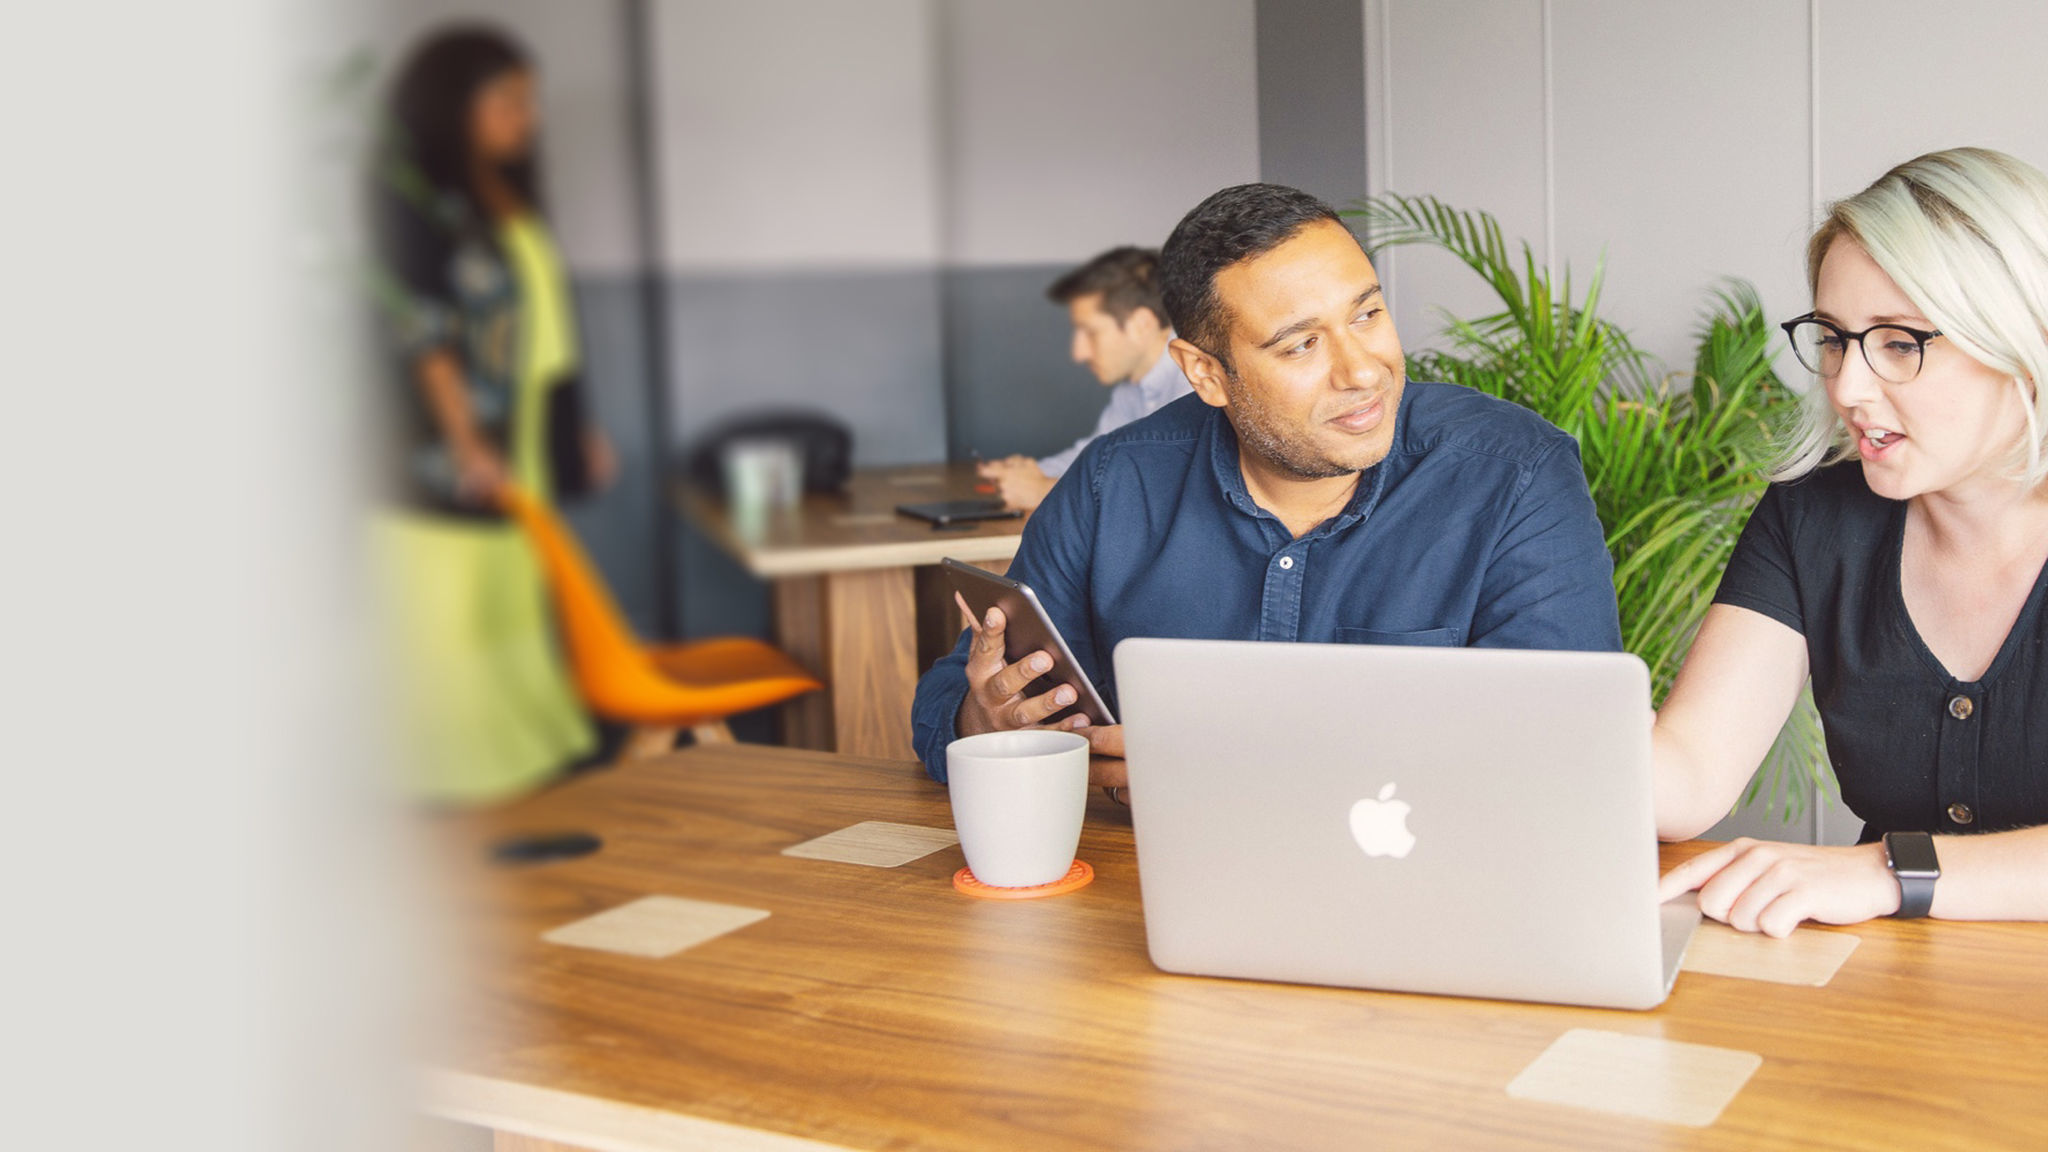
left=1114, top=638, right=1700, bottom=1010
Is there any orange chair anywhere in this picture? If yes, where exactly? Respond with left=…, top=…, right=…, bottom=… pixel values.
left=501, top=485, right=822, bottom=759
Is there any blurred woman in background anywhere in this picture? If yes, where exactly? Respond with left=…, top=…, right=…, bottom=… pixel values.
left=371, top=25, right=614, bottom=804
left=1654, top=147, right=2048, bottom=932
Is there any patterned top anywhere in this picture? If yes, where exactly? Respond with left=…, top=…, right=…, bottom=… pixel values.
left=372, top=182, right=596, bottom=515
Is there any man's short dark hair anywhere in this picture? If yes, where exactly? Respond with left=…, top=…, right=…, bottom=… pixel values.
left=1160, top=183, right=1347, bottom=370
left=1046, top=246, right=1167, bottom=327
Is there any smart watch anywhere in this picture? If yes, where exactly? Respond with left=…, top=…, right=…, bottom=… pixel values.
left=1883, top=830, right=1940, bottom=919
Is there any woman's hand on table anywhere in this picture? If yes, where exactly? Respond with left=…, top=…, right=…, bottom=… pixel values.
left=1658, top=837, right=1900, bottom=937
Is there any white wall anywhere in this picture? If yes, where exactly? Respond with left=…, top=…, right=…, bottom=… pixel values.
left=653, top=0, right=942, bottom=272
left=1371, top=0, right=1549, bottom=344
left=941, top=0, right=1262, bottom=265
left=1365, top=0, right=2048, bottom=372
left=1547, top=0, right=1810, bottom=369
left=1818, top=0, right=2048, bottom=199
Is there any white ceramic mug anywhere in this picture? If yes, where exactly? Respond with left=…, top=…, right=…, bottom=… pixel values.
left=722, top=438, right=804, bottom=515
left=946, top=730, right=1089, bottom=887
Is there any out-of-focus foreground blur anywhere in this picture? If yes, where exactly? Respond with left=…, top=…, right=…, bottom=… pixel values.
left=5, top=1, right=410, bottom=1149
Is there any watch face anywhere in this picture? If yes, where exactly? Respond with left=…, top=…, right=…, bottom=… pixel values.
left=1886, top=831, right=1940, bottom=877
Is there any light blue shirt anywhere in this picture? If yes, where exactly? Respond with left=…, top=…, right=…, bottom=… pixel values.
left=1037, top=346, right=1193, bottom=478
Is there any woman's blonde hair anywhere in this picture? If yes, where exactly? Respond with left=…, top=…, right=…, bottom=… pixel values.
left=1775, top=146, right=2048, bottom=485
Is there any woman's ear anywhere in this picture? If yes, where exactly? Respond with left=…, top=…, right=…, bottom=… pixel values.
left=1170, top=337, right=1232, bottom=410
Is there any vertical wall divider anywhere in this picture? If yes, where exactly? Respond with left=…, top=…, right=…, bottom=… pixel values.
left=624, top=0, right=680, bottom=638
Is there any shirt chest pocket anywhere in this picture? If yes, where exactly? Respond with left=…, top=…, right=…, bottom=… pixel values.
left=1336, top=626, right=1463, bottom=648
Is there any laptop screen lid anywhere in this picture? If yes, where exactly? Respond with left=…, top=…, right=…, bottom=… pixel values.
left=1114, top=637, right=1683, bottom=1010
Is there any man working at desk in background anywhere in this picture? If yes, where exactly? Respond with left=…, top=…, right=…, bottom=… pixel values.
left=977, top=246, right=1193, bottom=512
left=914, top=184, right=1622, bottom=787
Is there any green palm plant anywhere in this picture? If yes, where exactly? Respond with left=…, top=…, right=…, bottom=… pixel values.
left=1346, top=193, right=1828, bottom=819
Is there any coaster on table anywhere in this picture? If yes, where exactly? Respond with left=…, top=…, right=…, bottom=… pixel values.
left=1679, top=921, right=1860, bottom=986
left=1506, top=1028, right=1762, bottom=1128
left=952, top=859, right=1093, bottom=899
left=781, top=821, right=960, bottom=868
left=542, top=895, right=770, bottom=959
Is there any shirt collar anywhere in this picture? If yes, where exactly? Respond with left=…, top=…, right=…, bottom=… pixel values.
left=1204, top=388, right=1404, bottom=538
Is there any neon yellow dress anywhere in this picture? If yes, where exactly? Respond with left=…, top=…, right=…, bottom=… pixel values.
left=373, top=216, right=595, bottom=805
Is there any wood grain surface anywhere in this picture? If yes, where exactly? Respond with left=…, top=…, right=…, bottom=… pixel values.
left=424, top=745, right=2048, bottom=1152
left=677, top=462, right=1025, bottom=580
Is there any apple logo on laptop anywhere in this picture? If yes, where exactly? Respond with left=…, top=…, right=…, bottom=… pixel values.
left=1349, top=783, right=1416, bottom=859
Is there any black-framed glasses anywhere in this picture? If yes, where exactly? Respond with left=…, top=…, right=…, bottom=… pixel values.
left=1779, top=312, right=1943, bottom=385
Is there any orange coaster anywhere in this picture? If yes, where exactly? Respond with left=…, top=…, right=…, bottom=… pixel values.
left=953, top=859, right=1094, bottom=899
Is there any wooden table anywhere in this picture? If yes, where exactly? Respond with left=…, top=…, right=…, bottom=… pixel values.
left=422, top=745, right=2048, bottom=1151
left=678, top=462, right=1025, bottom=761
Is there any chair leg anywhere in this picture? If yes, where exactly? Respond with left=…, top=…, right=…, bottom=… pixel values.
left=690, top=720, right=737, bottom=745
left=619, top=725, right=680, bottom=760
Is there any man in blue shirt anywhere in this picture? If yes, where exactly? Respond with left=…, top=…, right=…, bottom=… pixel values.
left=912, top=183, right=1621, bottom=786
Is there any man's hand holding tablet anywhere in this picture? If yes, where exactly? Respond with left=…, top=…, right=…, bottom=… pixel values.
left=952, top=595, right=1127, bottom=785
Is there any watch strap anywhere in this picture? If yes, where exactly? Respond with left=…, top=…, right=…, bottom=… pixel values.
left=1884, top=830, right=1939, bottom=919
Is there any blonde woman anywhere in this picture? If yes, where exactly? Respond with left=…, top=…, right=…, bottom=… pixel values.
left=1656, top=148, right=2048, bottom=934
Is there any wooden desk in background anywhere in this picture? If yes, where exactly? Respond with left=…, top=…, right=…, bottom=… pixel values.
left=678, top=462, right=1025, bottom=761
left=423, top=745, right=2048, bottom=1151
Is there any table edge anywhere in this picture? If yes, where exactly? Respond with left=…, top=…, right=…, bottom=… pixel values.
left=739, top=534, right=1022, bottom=578
left=421, top=1068, right=858, bottom=1152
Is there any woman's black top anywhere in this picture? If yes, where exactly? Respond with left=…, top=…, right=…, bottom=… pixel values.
left=1713, top=462, right=2048, bottom=841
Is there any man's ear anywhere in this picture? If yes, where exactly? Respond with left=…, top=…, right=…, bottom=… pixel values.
left=1120, top=306, right=1164, bottom=344
left=1170, top=337, right=1232, bottom=410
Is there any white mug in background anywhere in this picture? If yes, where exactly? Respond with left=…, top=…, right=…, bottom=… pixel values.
left=945, top=729, right=1089, bottom=887
left=722, top=437, right=804, bottom=537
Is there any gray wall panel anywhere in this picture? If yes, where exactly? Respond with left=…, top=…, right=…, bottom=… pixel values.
left=677, top=524, right=771, bottom=642
left=563, top=277, right=662, bottom=638
left=666, top=271, right=949, bottom=468
left=941, top=265, right=1110, bottom=462
left=1256, top=0, right=1368, bottom=211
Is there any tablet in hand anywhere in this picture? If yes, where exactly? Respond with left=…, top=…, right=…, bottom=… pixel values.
left=942, top=557, right=1116, bottom=727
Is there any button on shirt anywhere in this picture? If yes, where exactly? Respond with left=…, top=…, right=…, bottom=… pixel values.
left=1037, top=347, right=1196, bottom=479
left=911, top=383, right=1623, bottom=781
